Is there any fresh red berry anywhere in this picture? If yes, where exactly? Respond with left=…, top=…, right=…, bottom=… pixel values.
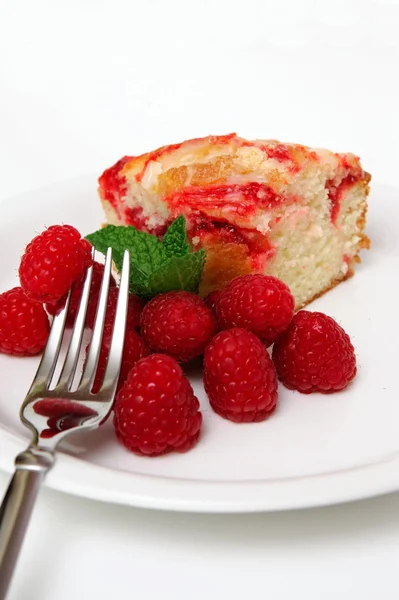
left=272, top=310, right=357, bottom=393
left=215, top=274, right=295, bottom=346
left=204, top=327, right=278, bottom=423
left=19, top=224, right=93, bottom=303
left=89, top=324, right=150, bottom=393
left=46, top=262, right=117, bottom=326
left=114, top=354, right=202, bottom=456
left=48, top=279, right=145, bottom=330
left=204, top=289, right=222, bottom=313
left=91, top=287, right=145, bottom=331
left=0, top=287, right=50, bottom=356
left=140, top=291, right=217, bottom=363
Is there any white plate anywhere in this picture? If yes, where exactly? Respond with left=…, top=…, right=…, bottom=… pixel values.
left=0, top=177, right=398, bottom=513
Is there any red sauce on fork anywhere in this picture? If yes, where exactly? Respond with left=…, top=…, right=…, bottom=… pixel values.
left=33, top=398, right=98, bottom=439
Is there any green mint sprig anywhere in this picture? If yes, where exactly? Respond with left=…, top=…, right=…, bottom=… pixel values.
left=86, top=216, right=206, bottom=298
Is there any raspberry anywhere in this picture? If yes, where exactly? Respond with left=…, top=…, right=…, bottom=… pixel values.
left=215, top=274, right=295, bottom=346
left=204, top=328, right=278, bottom=423
left=46, top=262, right=117, bottom=326
left=89, top=324, right=150, bottom=393
left=114, top=354, right=202, bottom=456
left=47, top=280, right=144, bottom=331
left=19, top=224, right=93, bottom=303
left=204, top=289, right=222, bottom=313
left=140, top=291, right=217, bottom=363
left=86, top=286, right=145, bottom=330
left=0, top=287, right=50, bottom=356
left=272, top=310, right=357, bottom=393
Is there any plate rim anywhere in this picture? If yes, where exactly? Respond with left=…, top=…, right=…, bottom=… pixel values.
left=1, top=425, right=399, bottom=512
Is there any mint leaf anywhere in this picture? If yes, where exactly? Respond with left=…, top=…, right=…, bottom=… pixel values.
left=128, top=263, right=151, bottom=297
left=86, top=226, right=125, bottom=273
left=86, top=225, right=167, bottom=275
left=86, top=218, right=206, bottom=299
left=146, top=250, right=206, bottom=296
left=128, top=230, right=167, bottom=274
left=162, top=215, right=189, bottom=258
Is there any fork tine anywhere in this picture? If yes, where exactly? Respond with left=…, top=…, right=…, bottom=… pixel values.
left=77, top=247, right=113, bottom=392
left=98, top=250, right=130, bottom=396
left=26, top=291, right=72, bottom=395
left=53, top=257, right=94, bottom=392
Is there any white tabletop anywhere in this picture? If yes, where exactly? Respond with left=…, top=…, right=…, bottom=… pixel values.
left=1, top=1, right=399, bottom=598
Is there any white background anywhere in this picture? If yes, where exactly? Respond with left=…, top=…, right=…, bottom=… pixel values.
left=1, top=0, right=399, bottom=598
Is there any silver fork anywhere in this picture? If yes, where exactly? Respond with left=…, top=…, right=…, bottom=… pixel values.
left=0, top=247, right=130, bottom=599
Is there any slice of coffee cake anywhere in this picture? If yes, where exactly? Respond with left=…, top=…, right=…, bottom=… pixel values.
left=98, top=133, right=370, bottom=308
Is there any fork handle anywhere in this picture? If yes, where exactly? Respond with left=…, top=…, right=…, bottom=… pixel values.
left=0, top=447, right=55, bottom=599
